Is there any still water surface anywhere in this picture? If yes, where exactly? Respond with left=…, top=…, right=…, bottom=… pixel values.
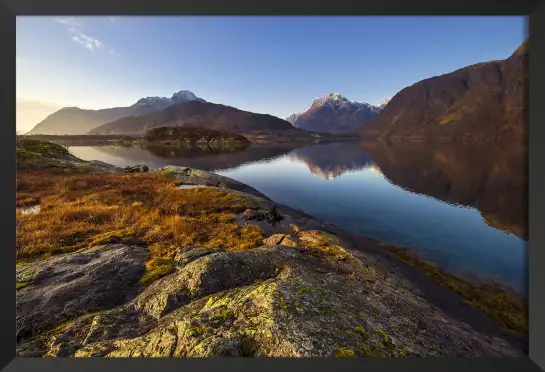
left=69, top=142, right=527, bottom=292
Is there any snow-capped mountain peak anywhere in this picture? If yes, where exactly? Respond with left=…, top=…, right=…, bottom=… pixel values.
left=286, top=92, right=382, bottom=134
left=379, top=98, right=391, bottom=109
left=312, top=92, right=353, bottom=107
left=132, top=96, right=171, bottom=107
left=131, top=90, right=204, bottom=108
left=310, top=93, right=380, bottom=112
left=170, top=90, right=198, bottom=103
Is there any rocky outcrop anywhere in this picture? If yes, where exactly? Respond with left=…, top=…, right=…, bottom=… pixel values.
left=263, top=234, right=298, bottom=247
left=156, top=166, right=271, bottom=200
left=16, top=244, right=149, bottom=341
left=17, top=242, right=522, bottom=358
left=16, top=139, right=122, bottom=173
left=125, top=164, right=150, bottom=173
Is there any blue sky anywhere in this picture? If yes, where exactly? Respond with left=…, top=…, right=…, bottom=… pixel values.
left=16, top=16, right=526, bottom=128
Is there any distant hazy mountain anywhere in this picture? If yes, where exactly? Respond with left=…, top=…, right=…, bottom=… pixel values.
left=286, top=113, right=301, bottom=125
left=361, top=40, right=528, bottom=142
left=16, top=99, right=62, bottom=134
left=89, top=100, right=296, bottom=135
left=26, top=90, right=205, bottom=135
left=287, top=93, right=381, bottom=134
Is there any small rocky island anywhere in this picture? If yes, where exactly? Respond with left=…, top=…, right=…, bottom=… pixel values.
left=118, top=127, right=252, bottom=153
left=142, top=127, right=251, bottom=147
left=16, top=139, right=526, bottom=357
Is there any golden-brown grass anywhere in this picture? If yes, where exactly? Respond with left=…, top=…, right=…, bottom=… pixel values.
left=16, top=170, right=264, bottom=273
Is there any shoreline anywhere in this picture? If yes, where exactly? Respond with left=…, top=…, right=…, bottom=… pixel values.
left=16, top=139, right=528, bottom=357
left=18, top=131, right=362, bottom=147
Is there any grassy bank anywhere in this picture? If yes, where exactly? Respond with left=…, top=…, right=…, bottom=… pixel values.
left=16, top=168, right=264, bottom=284
left=378, top=243, right=527, bottom=334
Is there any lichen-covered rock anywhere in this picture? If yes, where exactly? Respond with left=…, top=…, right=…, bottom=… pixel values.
left=16, top=244, right=149, bottom=341
left=67, top=246, right=523, bottom=358
left=16, top=139, right=123, bottom=173
left=173, top=246, right=221, bottom=266
left=263, top=234, right=298, bottom=248
left=243, top=209, right=267, bottom=221
left=298, top=230, right=352, bottom=260
left=130, top=250, right=281, bottom=319
left=17, top=307, right=157, bottom=358
left=125, top=164, right=149, bottom=173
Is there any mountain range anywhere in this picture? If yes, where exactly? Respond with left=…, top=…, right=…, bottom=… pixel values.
left=361, top=40, right=528, bottom=142
left=88, top=100, right=296, bottom=135
left=26, top=90, right=205, bottom=135
left=286, top=93, right=382, bottom=134
left=24, top=40, right=527, bottom=141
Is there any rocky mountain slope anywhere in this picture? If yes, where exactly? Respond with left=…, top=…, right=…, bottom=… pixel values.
left=26, top=90, right=205, bottom=135
left=361, top=40, right=528, bottom=142
left=88, top=100, right=297, bottom=135
left=288, top=93, right=381, bottom=134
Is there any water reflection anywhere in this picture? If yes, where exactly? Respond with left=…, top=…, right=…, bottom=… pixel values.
left=289, top=142, right=375, bottom=180
left=69, top=143, right=300, bottom=172
left=69, top=141, right=527, bottom=291
left=361, top=141, right=527, bottom=241
left=281, top=141, right=526, bottom=241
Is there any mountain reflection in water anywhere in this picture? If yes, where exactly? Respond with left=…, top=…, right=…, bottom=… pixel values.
left=69, top=140, right=527, bottom=291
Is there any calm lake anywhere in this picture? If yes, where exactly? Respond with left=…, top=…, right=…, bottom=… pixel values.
left=69, top=141, right=527, bottom=293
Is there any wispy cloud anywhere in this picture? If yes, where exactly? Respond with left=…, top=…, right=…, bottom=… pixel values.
left=71, top=33, right=102, bottom=51
left=53, top=16, right=79, bottom=27
left=53, top=16, right=114, bottom=53
left=109, top=17, right=118, bottom=21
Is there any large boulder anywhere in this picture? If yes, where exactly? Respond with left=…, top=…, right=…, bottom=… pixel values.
left=156, top=166, right=271, bottom=200
left=125, top=164, right=149, bottom=173
left=263, top=234, right=298, bottom=248
left=16, top=244, right=149, bottom=341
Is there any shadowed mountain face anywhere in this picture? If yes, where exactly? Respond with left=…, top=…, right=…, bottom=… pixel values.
left=26, top=90, right=205, bottom=135
left=89, top=101, right=297, bottom=135
left=289, top=142, right=375, bottom=180
left=363, top=141, right=527, bottom=240
left=289, top=93, right=381, bottom=134
left=362, top=40, right=528, bottom=142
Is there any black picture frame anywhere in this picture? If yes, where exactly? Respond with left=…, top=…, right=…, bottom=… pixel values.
left=4, top=1, right=544, bottom=371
